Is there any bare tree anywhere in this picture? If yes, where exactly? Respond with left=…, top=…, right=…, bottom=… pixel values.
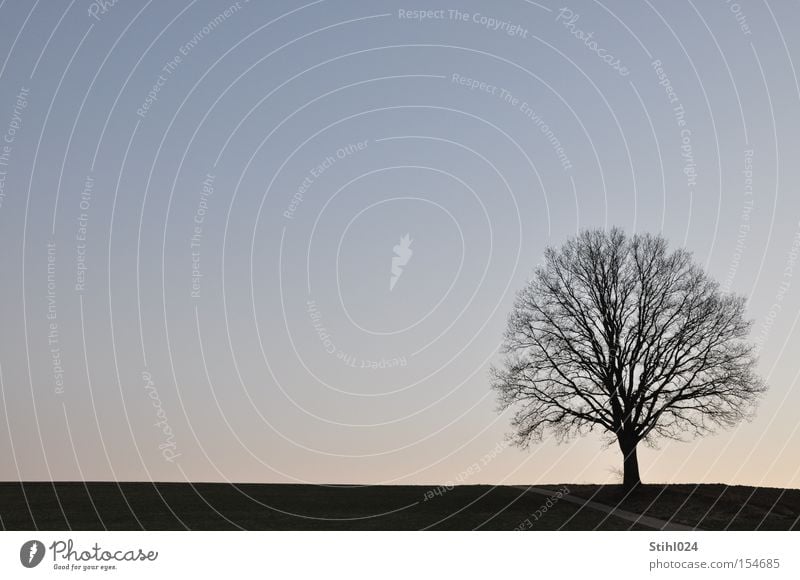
left=492, top=228, right=766, bottom=489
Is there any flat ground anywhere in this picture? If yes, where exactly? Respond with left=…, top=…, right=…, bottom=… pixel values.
left=0, top=482, right=796, bottom=530
left=555, top=483, right=800, bottom=530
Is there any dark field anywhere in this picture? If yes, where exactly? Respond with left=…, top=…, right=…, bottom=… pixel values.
left=562, top=484, right=800, bottom=530
left=0, top=482, right=796, bottom=530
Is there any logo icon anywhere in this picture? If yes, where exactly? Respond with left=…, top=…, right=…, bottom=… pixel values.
left=390, top=233, right=413, bottom=291
left=20, top=540, right=45, bottom=568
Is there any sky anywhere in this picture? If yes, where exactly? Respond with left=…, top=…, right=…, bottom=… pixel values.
left=0, top=0, right=799, bottom=488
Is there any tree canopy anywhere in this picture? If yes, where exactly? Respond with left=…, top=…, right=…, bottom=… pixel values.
left=492, top=228, right=766, bottom=488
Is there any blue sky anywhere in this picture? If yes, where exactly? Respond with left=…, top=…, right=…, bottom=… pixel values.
left=0, top=0, right=799, bottom=487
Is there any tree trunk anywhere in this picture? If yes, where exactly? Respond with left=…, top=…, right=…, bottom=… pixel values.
left=618, top=436, right=641, bottom=491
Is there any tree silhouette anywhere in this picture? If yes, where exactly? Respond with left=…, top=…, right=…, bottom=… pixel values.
left=492, top=228, right=766, bottom=489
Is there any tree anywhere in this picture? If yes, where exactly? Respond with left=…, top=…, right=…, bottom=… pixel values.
left=491, top=228, right=766, bottom=490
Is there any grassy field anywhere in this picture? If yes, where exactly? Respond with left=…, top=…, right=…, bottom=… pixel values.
left=549, top=483, right=800, bottom=530
left=0, top=482, right=796, bottom=530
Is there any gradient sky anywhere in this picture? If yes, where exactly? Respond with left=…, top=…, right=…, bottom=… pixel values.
left=0, top=0, right=799, bottom=488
